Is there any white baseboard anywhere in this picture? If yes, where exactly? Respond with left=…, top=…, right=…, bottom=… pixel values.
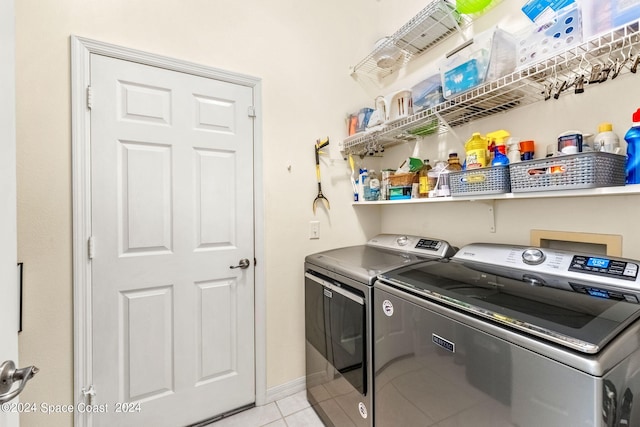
left=265, top=376, right=306, bottom=403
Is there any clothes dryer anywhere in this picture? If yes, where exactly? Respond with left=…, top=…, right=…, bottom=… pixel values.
left=304, top=234, right=456, bottom=426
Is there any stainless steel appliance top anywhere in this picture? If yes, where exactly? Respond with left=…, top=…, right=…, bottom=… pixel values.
left=378, top=243, right=640, bottom=355
left=305, top=234, right=455, bottom=285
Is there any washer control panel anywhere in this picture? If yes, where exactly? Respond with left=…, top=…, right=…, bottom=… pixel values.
left=453, top=243, right=640, bottom=302
left=415, top=238, right=444, bottom=251
left=367, top=234, right=456, bottom=259
left=569, top=255, right=639, bottom=280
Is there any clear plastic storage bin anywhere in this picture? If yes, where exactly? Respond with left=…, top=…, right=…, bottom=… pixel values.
left=411, top=74, right=445, bottom=112
left=441, top=27, right=517, bottom=99
left=515, top=3, right=583, bottom=69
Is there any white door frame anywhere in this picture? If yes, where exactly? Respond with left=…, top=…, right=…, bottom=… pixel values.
left=70, top=36, right=266, bottom=427
left=1, top=0, right=19, bottom=425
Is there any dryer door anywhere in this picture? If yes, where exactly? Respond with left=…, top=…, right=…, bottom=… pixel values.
left=305, top=272, right=366, bottom=395
left=327, top=282, right=366, bottom=395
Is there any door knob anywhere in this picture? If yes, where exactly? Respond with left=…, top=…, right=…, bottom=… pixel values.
left=0, top=360, right=39, bottom=403
left=229, top=258, right=250, bottom=269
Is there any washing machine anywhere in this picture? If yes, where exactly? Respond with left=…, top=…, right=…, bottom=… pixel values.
left=374, top=243, right=640, bottom=427
left=304, top=234, right=456, bottom=427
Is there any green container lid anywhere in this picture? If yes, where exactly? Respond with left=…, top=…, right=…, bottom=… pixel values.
left=456, top=0, right=491, bottom=14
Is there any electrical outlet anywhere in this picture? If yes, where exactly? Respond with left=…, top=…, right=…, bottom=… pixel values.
left=309, top=221, right=320, bottom=239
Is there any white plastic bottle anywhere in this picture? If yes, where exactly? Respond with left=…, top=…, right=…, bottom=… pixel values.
left=358, top=168, right=367, bottom=201
left=594, top=122, right=621, bottom=154
left=367, top=170, right=380, bottom=201
left=507, top=138, right=521, bottom=164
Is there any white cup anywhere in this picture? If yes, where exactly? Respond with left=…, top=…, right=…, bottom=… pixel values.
left=367, top=95, right=388, bottom=128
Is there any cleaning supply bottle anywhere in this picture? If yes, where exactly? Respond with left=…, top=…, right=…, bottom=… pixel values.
left=365, top=170, right=380, bottom=201
left=594, top=122, right=621, bottom=153
left=418, top=159, right=432, bottom=198
left=447, top=153, right=462, bottom=171
left=491, top=146, right=510, bottom=166
left=349, top=155, right=359, bottom=202
left=464, top=132, right=488, bottom=170
left=507, top=138, right=521, bottom=164
left=487, top=139, right=496, bottom=163
left=486, top=130, right=510, bottom=164
left=428, top=161, right=450, bottom=197
left=358, top=168, right=367, bottom=201
left=625, top=109, right=640, bottom=184
left=411, top=171, right=420, bottom=198
left=520, top=140, right=535, bottom=161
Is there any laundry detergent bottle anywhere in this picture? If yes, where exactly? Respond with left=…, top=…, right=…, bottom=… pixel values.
left=464, top=132, right=488, bottom=169
left=625, top=108, right=640, bottom=184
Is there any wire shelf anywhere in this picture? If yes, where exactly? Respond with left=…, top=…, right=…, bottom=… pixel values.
left=350, top=0, right=505, bottom=80
left=344, top=18, right=640, bottom=156
left=351, top=0, right=470, bottom=79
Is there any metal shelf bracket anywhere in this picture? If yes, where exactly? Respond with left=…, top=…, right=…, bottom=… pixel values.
left=471, top=199, right=496, bottom=233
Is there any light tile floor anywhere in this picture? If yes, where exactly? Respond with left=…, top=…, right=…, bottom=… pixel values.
left=210, top=391, right=325, bottom=427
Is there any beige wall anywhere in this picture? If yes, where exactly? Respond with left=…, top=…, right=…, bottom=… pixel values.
left=15, top=1, right=396, bottom=426
left=15, top=1, right=640, bottom=426
left=379, top=72, right=640, bottom=255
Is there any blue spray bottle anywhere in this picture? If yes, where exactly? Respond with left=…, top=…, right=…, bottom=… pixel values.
left=625, top=108, right=640, bottom=184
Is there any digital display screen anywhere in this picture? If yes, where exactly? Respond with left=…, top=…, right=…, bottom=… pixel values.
left=587, top=257, right=610, bottom=268
left=588, top=289, right=610, bottom=299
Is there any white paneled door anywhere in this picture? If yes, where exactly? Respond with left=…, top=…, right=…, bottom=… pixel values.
left=0, top=0, right=19, bottom=427
left=89, top=54, right=255, bottom=426
left=1, top=0, right=19, bottom=425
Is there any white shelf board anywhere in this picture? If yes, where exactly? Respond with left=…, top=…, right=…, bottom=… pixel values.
left=353, top=184, right=640, bottom=205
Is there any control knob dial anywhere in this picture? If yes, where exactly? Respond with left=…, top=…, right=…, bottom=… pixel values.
left=522, top=248, right=545, bottom=265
